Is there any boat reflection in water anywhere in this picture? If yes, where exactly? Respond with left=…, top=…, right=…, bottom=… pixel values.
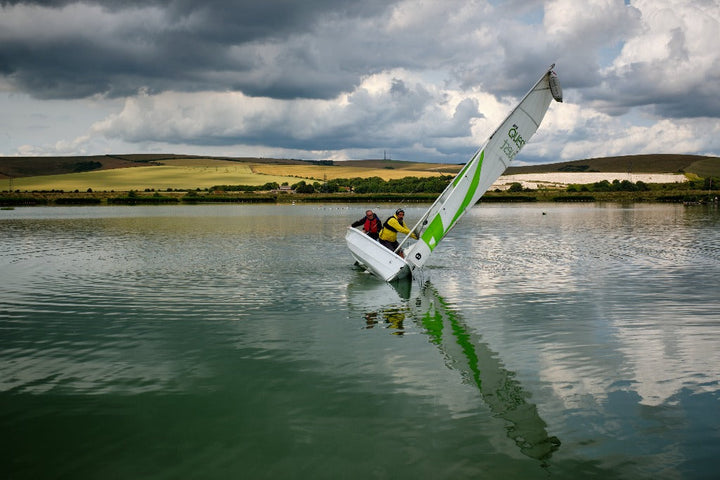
left=351, top=276, right=561, bottom=462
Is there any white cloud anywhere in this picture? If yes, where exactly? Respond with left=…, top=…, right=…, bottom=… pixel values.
left=545, top=0, right=640, bottom=44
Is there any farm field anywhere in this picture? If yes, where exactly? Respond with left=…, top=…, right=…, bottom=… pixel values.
left=5, top=157, right=462, bottom=192
left=250, top=161, right=461, bottom=182
left=8, top=159, right=301, bottom=191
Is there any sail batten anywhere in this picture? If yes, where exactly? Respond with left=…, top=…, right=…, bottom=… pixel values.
left=519, top=105, right=541, bottom=129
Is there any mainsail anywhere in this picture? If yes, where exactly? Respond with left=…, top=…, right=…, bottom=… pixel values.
left=346, top=65, right=562, bottom=281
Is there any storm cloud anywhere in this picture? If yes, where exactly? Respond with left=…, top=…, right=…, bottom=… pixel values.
left=1, top=0, right=719, bottom=163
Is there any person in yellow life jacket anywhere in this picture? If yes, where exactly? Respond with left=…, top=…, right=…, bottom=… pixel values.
left=378, top=209, right=417, bottom=258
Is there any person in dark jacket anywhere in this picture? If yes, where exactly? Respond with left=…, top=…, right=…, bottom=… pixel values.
left=351, top=210, right=382, bottom=240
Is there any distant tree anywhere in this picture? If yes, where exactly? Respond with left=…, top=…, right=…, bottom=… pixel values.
left=73, top=161, right=102, bottom=172
left=592, top=180, right=612, bottom=191
left=704, top=177, right=719, bottom=190
left=295, top=183, right=315, bottom=193
left=292, top=180, right=315, bottom=193
left=320, top=179, right=342, bottom=193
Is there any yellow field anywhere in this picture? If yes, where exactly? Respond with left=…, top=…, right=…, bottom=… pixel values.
left=10, top=159, right=300, bottom=191
left=8, top=158, right=456, bottom=191
left=249, top=163, right=453, bottom=181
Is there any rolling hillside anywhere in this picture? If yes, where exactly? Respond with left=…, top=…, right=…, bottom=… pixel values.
left=1, top=153, right=718, bottom=193
left=506, top=154, right=720, bottom=177
left=0, top=154, right=309, bottom=179
left=2, top=153, right=718, bottom=179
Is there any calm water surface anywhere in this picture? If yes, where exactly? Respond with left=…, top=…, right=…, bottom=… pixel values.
left=1, top=203, right=718, bottom=479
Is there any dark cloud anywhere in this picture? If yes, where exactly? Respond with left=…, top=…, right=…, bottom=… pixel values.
left=0, top=0, right=400, bottom=99
left=583, top=59, right=720, bottom=119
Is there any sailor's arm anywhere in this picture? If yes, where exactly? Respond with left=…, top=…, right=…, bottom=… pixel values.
left=388, top=218, right=417, bottom=239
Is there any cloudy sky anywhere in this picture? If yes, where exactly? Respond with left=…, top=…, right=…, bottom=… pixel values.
left=1, top=0, right=719, bottom=164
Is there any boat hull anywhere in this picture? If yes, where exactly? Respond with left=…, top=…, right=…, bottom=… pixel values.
left=345, top=227, right=411, bottom=282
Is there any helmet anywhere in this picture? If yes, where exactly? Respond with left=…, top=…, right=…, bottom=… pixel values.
left=395, top=208, right=405, bottom=214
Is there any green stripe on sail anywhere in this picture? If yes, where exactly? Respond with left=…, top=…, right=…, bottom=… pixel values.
left=451, top=150, right=484, bottom=226
left=420, top=150, right=485, bottom=252
left=421, top=214, right=445, bottom=252
left=452, top=150, right=479, bottom=187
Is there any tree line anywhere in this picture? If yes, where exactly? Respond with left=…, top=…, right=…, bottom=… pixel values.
left=567, top=177, right=718, bottom=193
left=212, top=175, right=455, bottom=194
left=209, top=175, right=719, bottom=195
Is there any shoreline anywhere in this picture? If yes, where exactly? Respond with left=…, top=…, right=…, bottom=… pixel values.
left=1, top=188, right=718, bottom=207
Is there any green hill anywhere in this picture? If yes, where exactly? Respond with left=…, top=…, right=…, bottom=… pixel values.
left=506, top=154, right=719, bottom=177
left=0, top=154, right=313, bottom=179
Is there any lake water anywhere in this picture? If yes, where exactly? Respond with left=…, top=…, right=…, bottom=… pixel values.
left=1, top=203, right=718, bottom=479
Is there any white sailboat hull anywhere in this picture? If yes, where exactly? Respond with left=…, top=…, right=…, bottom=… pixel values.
left=345, top=227, right=411, bottom=282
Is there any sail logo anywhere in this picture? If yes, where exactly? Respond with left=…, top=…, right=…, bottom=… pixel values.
left=501, top=124, right=525, bottom=162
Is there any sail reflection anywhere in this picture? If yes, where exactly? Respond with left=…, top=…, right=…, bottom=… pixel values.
left=355, top=278, right=561, bottom=461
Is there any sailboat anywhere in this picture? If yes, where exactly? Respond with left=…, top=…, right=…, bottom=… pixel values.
left=346, top=64, right=563, bottom=281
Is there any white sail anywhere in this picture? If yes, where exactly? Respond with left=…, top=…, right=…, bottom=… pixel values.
left=347, top=65, right=562, bottom=281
